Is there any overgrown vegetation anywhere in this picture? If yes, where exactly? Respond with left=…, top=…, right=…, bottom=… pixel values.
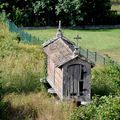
left=92, top=62, right=120, bottom=96
left=0, top=24, right=45, bottom=94
left=69, top=95, right=120, bottom=120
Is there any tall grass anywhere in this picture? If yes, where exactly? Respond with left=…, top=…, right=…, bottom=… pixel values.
left=3, top=92, right=75, bottom=120
left=0, top=24, right=46, bottom=93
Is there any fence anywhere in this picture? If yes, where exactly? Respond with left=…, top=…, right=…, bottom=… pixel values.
left=0, top=12, right=119, bottom=66
left=79, top=47, right=120, bottom=67
left=7, top=20, right=44, bottom=45
left=0, top=11, right=43, bottom=45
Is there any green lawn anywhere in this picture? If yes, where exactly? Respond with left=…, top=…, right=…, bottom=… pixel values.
left=26, top=29, right=120, bottom=63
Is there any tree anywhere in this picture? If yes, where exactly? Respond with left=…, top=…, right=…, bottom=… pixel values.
left=32, top=0, right=58, bottom=26
left=56, top=0, right=82, bottom=26
left=0, top=0, right=112, bottom=26
left=80, top=0, right=111, bottom=25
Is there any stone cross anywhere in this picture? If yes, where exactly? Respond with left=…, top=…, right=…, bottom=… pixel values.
left=74, top=35, right=81, bottom=48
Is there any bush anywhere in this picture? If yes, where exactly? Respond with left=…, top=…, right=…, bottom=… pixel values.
left=69, top=96, right=120, bottom=120
left=105, top=12, right=120, bottom=25
left=92, top=62, right=120, bottom=96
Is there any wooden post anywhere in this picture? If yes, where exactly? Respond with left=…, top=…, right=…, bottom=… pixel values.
left=86, top=49, right=88, bottom=59
left=103, top=57, right=106, bottom=65
left=95, top=52, right=97, bottom=62
left=79, top=47, right=81, bottom=55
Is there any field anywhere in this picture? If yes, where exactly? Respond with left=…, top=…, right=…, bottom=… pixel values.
left=26, top=28, right=120, bottom=63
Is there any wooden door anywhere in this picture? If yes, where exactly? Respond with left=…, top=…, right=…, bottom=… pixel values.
left=67, top=64, right=86, bottom=98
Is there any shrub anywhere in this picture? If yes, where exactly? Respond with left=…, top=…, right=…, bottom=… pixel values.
left=69, top=96, right=120, bottom=120
left=92, top=62, right=120, bottom=96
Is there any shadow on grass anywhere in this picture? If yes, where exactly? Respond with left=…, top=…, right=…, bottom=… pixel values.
left=0, top=83, right=37, bottom=120
left=2, top=101, right=38, bottom=120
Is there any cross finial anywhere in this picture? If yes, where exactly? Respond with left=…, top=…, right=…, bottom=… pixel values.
left=58, top=20, right=61, bottom=30
left=74, top=35, right=81, bottom=48
left=56, top=20, right=63, bottom=38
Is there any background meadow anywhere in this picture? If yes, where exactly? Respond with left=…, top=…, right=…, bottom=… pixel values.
left=26, top=28, right=120, bottom=63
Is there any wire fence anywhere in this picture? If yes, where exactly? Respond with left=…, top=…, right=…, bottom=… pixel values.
left=79, top=47, right=120, bottom=67
left=7, top=20, right=44, bottom=45
left=0, top=11, right=43, bottom=45
left=0, top=12, right=120, bottom=66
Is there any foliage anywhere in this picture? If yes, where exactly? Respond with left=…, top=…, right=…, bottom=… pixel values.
left=80, top=0, right=111, bottom=25
left=0, top=10, right=6, bottom=24
left=0, top=24, right=46, bottom=94
left=56, top=0, right=110, bottom=25
left=32, top=0, right=58, bottom=26
left=0, top=0, right=114, bottom=26
left=92, top=62, right=120, bottom=96
left=56, top=0, right=82, bottom=26
left=69, top=96, right=120, bottom=120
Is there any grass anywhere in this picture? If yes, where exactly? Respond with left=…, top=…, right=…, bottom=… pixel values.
left=26, top=29, right=120, bottom=63
left=0, top=24, right=46, bottom=94
left=3, top=92, right=74, bottom=120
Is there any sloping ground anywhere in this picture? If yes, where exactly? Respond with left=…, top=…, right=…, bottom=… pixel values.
left=0, top=24, right=45, bottom=93
left=0, top=24, right=75, bottom=120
